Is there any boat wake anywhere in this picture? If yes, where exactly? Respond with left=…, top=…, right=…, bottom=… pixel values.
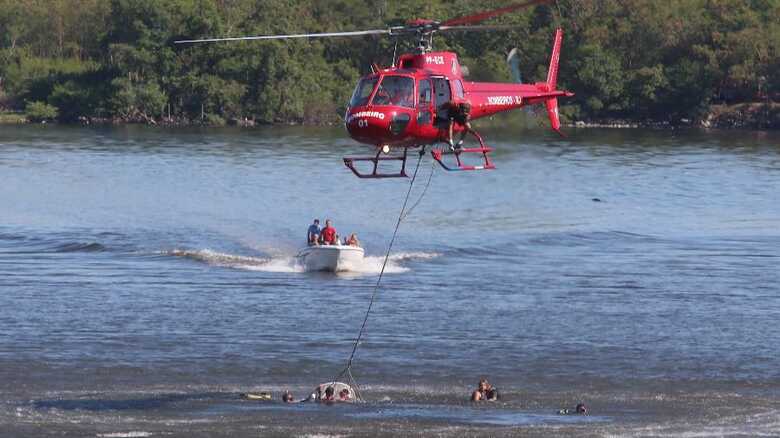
left=161, top=249, right=440, bottom=275
left=163, top=249, right=302, bottom=273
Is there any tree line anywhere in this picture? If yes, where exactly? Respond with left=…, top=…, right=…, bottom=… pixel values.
left=0, top=0, right=777, bottom=125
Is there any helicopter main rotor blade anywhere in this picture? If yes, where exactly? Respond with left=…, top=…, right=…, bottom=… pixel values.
left=175, top=29, right=391, bottom=44
left=441, top=0, right=552, bottom=27
left=439, top=24, right=525, bottom=32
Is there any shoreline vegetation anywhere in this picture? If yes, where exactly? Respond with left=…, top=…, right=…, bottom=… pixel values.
left=3, top=102, right=777, bottom=130
left=1, top=1, right=778, bottom=130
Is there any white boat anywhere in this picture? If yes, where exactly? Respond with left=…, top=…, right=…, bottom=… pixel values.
left=296, top=244, right=364, bottom=272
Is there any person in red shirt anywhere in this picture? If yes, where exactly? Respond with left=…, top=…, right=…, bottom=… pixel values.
left=320, top=219, right=338, bottom=245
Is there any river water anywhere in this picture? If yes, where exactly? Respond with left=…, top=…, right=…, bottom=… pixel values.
left=1, top=125, right=778, bottom=437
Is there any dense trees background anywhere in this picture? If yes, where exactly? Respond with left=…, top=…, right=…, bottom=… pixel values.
left=0, top=0, right=777, bottom=125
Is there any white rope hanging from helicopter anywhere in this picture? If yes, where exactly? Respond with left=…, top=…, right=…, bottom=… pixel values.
left=333, top=147, right=433, bottom=400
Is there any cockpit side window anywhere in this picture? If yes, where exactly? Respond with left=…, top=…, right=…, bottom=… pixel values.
left=453, top=80, right=465, bottom=99
left=418, top=79, right=432, bottom=105
left=371, top=76, right=415, bottom=108
left=350, top=77, right=378, bottom=107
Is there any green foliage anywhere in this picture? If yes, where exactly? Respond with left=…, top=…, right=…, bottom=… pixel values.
left=109, top=78, right=167, bottom=121
left=25, top=100, right=58, bottom=121
left=573, top=44, right=626, bottom=112
left=204, top=113, right=225, bottom=126
left=0, top=0, right=776, bottom=124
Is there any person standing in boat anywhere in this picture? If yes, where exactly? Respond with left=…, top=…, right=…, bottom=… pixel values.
left=307, top=219, right=321, bottom=246
left=320, top=219, right=338, bottom=245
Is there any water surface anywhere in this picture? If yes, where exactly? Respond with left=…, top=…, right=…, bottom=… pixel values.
left=1, top=125, right=779, bottom=437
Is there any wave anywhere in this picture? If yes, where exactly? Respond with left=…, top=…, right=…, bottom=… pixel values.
left=387, top=251, right=441, bottom=261
left=620, top=408, right=780, bottom=437
left=0, top=232, right=26, bottom=241
left=162, top=249, right=302, bottom=273
left=161, top=249, right=440, bottom=275
left=53, top=242, right=107, bottom=253
left=97, top=433, right=152, bottom=438
left=356, top=251, right=441, bottom=274
left=0, top=240, right=107, bottom=254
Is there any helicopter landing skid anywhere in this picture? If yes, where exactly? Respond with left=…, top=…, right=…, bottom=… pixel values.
left=343, top=147, right=410, bottom=178
left=431, top=131, right=495, bottom=172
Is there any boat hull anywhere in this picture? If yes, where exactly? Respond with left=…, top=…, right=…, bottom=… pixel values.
left=296, top=245, right=365, bottom=272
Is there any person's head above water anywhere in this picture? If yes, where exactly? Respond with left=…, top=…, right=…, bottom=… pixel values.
left=576, top=403, right=587, bottom=414
left=324, top=386, right=335, bottom=399
left=325, top=219, right=332, bottom=227
left=478, top=378, right=491, bottom=391
left=313, top=219, right=319, bottom=225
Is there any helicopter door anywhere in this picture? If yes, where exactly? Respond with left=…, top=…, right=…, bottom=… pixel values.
left=432, top=77, right=451, bottom=126
left=416, top=79, right=433, bottom=125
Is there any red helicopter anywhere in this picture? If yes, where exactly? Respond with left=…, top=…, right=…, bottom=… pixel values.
left=176, top=0, right=573, bottom=178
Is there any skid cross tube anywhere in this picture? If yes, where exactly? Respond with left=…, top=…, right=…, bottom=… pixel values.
left=431, top=130, right=495, bottom=171
left=343, top=147, right=411, bottom=178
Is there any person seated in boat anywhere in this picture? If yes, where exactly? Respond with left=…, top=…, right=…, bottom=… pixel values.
left=282, top=390, right=295, bottom=403
left=471, top=378, right=499, bottom=401
left=558, top=403, right=587, bottom=415
left=320, top=219, right=338, bottom=245
left=307, top=219, right=321, bottom=246
left=338, top=388, right=352, bottom=401
left=345, top=233, right=360, bottom=247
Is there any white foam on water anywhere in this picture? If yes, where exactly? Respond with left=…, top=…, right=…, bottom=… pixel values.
left=351, top=251, right=441, bottom=275
left=163, top=248, right=440, bottom=275
left=162, top=249, right=302, bottom=273
left=298, top=435, right=348, bottom=438
left=614, top=409, right=780, bottom=437
left=299, top=435, right=348, bottom=438
left=96, top=433, right=152, bottom=438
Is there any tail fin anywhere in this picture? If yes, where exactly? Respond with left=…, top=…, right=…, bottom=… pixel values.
left=546, top=28, right=563, bottom=90
left=546, top=28, right=564, bottom=136
left=545, top=98, right=561, bottom=135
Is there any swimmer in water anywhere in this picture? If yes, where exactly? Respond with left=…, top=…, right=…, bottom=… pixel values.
left=323, top=385, right=336, bottom=402
left=558, top=402, right=587, bottom=415
left=471, top=378, right=499, bottom=401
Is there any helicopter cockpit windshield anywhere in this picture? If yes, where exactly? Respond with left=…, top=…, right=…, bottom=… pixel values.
left=372, top=76, right=414, bottom=108
left=349, top=77, right=378, bottom=108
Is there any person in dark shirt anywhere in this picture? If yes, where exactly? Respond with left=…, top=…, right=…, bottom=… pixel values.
left=443, top=100, right=473, bottom=150
left=307, top=219, right=321, bottom=245
left=323, top=386, right=336, bottom=401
